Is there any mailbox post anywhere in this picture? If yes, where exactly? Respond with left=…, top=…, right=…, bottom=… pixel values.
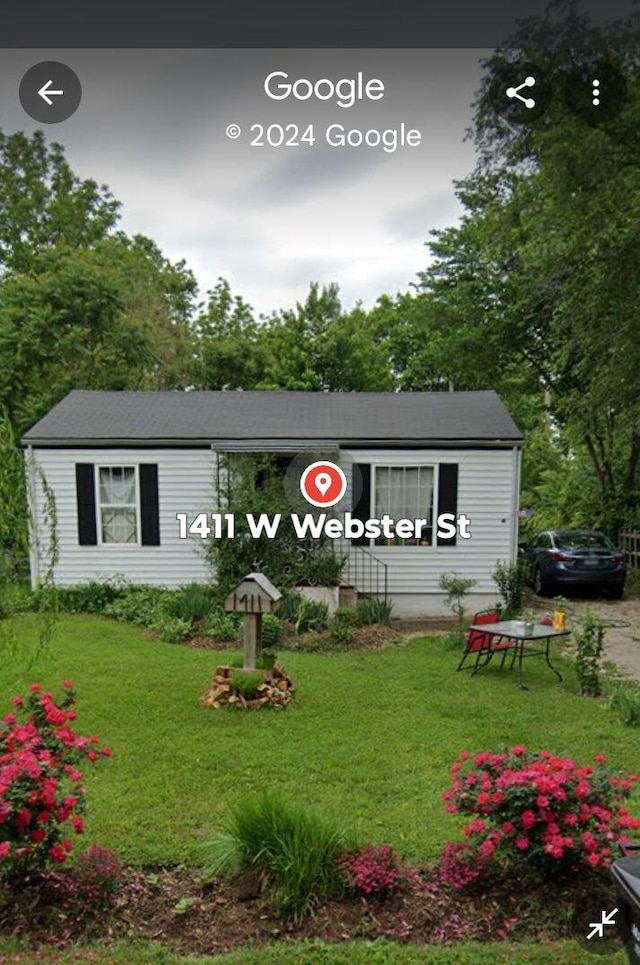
left=224, top=573, right=282, bottom=669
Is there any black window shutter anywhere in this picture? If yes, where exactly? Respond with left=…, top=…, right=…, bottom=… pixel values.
left=139, top=464, right=160, bottom=546
left=76, top=464, right=97, bottom=546
left=436, top=463, right=458, bottom=546
left=351, top=464, right=371, bottom=546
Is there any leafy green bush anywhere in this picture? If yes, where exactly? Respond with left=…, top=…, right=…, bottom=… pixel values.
left=51, top=580, right=127, bottom=614
left=230, top=670, right=265, bottom=699
left=574, top=611, right=607, bottom=697
left=625, top=567, right=640, bottom=599
left=356, top=598, right=394, bottom=626
left=609, top=682, right=640, bottom=727
left=333, top=606, right=359, bottom=626
left=204, top=454, right=310, bottom=595
left=492, top=560, right=529, bottom=618
left=329, top=616, right=356, bottom=647
left=104, top=585, right=171, bottom=627
left=0, top=581, right=33, bottom=617
left=202, top=608, right=239, bottom=641
left=277, top=592, right=304, bottom=624
left=152, top=615, right=192, bottom=644
left=202, top=793, right=347, bottom=919
left=297, top=551, right=346, bottom=587
left=297, top=599, right=329, bottom=633
left=261, top=613, right=284, bottom=648
left=278, top=594, right=329, bottom=633
left=165, top=583, right=218, bottom=623
left=439, top=572, right=477, bottom=625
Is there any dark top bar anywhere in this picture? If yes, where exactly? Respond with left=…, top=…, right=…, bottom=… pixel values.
left=2, top=0, right=637, bottom=48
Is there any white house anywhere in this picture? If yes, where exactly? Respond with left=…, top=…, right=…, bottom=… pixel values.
left=22, top=389, right=522, bottom=617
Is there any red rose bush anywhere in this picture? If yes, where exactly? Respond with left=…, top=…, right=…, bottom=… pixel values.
left=0, top=682, right=111, bottom=879
left=442, top=746, right=640, bottom=876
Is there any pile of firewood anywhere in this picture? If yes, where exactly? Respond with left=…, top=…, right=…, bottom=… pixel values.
left=201, top=663, right=295, bottom=710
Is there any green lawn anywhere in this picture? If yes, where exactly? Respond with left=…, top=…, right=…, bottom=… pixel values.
left=0, top=940, right=628, bottom=964
left=1, top=614, right=638, bottom=868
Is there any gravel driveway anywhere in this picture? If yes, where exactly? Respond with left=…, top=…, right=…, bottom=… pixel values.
left=534, top=594, right=640, bottom=681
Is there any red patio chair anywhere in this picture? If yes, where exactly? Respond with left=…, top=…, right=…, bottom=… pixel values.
left=457, top=608, right=516, bottom=674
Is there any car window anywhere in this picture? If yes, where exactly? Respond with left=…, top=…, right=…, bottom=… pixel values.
left=554, top=532, right=613, bottom=550
left=534, top=533, right=550, bottom=549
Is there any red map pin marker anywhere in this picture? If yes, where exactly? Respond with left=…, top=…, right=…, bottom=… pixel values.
left=300, top=461, right=347, bottom=508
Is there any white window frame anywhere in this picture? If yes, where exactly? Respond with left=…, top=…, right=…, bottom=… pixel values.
left=95, top=465, right=141, bottom=547
left=370, top=463, right=438, bottom=548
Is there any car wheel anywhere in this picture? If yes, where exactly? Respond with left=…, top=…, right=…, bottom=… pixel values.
left=534, top=566, right=551, bottom=597
left=609, top=584, right=624, bottom=600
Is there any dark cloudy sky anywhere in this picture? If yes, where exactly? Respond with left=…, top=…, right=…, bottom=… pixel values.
left=1, top=49, right=497, bottom=314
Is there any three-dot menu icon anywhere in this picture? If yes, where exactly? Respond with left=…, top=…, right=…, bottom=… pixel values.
left=564, top=61, right=626, bottom=124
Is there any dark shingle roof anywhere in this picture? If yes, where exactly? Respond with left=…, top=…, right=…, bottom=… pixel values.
left=22, top=390, right=522, bottom=447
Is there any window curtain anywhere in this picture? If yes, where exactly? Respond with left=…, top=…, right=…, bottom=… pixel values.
left=99, top=467, right=137, bottom=543
left=375, top=467, right=433, bottom=520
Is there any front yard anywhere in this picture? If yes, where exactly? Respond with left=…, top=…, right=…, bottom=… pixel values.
left=0, top=612, right=637, bottom=961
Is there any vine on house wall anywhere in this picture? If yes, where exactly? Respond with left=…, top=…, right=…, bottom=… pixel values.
left=205, top=452, right=344, bottom=598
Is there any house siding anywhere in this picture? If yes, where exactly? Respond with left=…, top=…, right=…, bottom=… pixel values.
left=339, top=448, right=518, bottom=612
left=28, top=447, right=216, bottom=587
left=27, top=444, right=519, bottom=615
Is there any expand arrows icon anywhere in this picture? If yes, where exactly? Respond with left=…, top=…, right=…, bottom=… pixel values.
left=38, top=79, right=64, bottom=106
left=587, top=907, right=618, bottom=940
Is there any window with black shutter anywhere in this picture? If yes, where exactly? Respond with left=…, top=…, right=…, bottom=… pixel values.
left=76, top=464, right=97, bottom=546
left=75, top=462, right=160, bottom=546
left=139, top=464, right=160, bottom=546
left=351, top=463, right=371, bottom=546
left=372, top=465, right=434, bottom=546
left=349, top=461, right=459, bottom=548
left=436, top=463, right=459, bottom=546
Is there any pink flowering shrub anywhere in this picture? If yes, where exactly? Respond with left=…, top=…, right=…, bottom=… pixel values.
left=442, top=746, right=640, bottom=876
left=435, top=840, right=487, bottom=890
left=337, top=843, right=404, bottom=896
left=0, top=682, right=111, bottom=879
left=47, top=845, right=126, bottom=934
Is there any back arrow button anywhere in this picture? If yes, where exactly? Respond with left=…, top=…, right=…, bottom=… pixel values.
left=19, top=61, right=81, bottom=123
left=38, top=79, right=65, bottom=106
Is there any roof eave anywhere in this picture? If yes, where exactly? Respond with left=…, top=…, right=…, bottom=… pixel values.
left=21, top=436, right=524, bottom=449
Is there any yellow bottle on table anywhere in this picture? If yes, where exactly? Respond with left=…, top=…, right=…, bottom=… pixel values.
left=553, top=608, right=566, bottom=632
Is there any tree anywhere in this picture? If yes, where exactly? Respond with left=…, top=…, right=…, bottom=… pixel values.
left=196, top=280, right=394, bottom=393
left=0, top=130, right=119, bottom=272
left=259, top=283, right=393, bottom=391
left=410, top=3, right=640, bottom=532
left=196, top=278, right=265, bottom=390
left=0, top=414, right=29, bottom=583
left=0, top=236, right=198, bottom=432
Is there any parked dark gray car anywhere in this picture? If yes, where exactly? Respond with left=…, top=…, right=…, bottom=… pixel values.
left=518, top=529, right=627, bottom=598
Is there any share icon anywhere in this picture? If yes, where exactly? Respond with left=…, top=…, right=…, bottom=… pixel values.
left=505, top=76, right=536, bottom=109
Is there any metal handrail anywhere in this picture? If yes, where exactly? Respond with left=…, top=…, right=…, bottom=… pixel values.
left=338, top=538, right=388, bottom=601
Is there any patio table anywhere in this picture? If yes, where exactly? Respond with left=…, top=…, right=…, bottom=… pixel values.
left=467, top=619, right=569, bottom=690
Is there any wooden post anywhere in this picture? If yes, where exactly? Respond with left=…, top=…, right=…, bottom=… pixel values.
left=243, top=613, right=262, bottom=669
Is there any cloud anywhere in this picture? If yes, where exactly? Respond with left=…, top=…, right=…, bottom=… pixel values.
left=0, top=48, right=483, bottom=316
left=384, top=192, right=464, bottom=242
